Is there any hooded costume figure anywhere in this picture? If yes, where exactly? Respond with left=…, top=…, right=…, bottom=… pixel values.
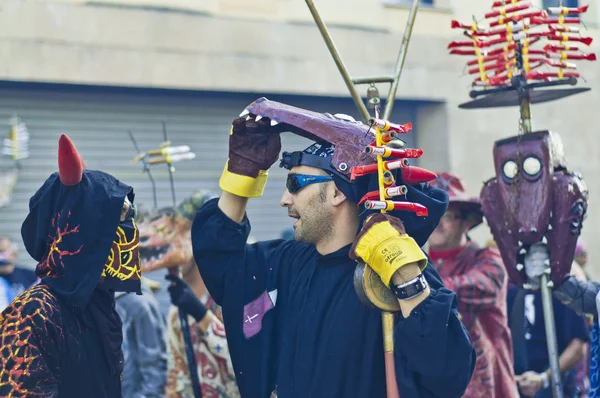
left=0, top=134, right=142, bottom=397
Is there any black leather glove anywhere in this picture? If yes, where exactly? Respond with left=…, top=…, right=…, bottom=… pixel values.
left=165, top=274, right=208, bottom=322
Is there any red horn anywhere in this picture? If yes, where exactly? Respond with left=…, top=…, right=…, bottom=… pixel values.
left=58, top=134, right=84, bottom=186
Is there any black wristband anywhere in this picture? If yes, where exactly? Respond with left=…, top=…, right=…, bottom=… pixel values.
left=187, top=299, right=208, bottom=323
left=390, top=274, right=428, bottom=301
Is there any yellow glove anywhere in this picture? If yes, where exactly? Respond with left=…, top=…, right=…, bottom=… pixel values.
left=350, top=213, right=427, bottom=287
left=219, top=117, right=281, bottom=198
left=219, top=161, right=270, bottom=198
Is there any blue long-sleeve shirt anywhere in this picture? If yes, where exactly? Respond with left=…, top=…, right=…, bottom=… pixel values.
left=192, top=199, right=475, bottom=398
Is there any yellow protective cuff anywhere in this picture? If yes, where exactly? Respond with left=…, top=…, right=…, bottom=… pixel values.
left=219, top=161, right=269, bottom=198
left=354, top=221, right=427, bottom=287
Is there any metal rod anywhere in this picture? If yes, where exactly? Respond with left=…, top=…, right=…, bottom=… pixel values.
left=540, top=273, right=564, bottom=398
left=162, top=121, right=178, bottom=207
left=179, top=310, right=204, bottom=398
left=127, top=130, right=158, bottom=208
left=304, top=0, right=370, bottom=122
left=352, top=76, right=396, bottom=85
left=382, top=0, right=421, bottom=120
left=514, top=43, right=533, bottom=134
left=519, top=94, right=532, bottom=133
left=168, top=266, right=203, bottom=398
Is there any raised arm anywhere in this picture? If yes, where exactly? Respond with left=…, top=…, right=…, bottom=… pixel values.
left=350, top=213, right=475, bottom=397
left=217, top=116, right=281, bottom=223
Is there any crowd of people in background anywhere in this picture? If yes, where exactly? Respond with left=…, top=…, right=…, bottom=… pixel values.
left=0, top=173, right=595, bottom=398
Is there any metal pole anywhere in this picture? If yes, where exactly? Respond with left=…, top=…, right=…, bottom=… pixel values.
left=382, top=0, right=421, bottom=120
left=168, top=267, right=203, bottom=398
left=162, top=121, right=178, bottom=207
left=304, top=0, right=370, bottom=122
left=540, top=273, right=563, bottom=398
left=515, top=43, right=532, bottom=134
left=525, top=246, right=563, bottom=398
left=179, top=310, right=204, bottom=398
left=519, top=94, right=532, bottom=134
left=127, top=130, right=158, bottom=208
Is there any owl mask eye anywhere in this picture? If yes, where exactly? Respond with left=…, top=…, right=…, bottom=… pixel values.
left=523, top=156, right=542, bottom=178
left=503, top=160, right=518, bottom=181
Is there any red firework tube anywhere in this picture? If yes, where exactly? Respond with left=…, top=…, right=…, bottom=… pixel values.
left=485, top=2, right=532, bottom=19
left=350, top=159, right=409, bottom=180
left=448, top=40, right=482, bottom=49
left=365, top=146, right=424, bottom=159
left=532, top=17, right=581, bottom=24
left=451, top=20, right=477, bottom=30
left=550, top=25, right=580, bottom=33
left=547, top=5, right=589, bottom=15
left=489, top=10, right=546, bottom=26
left=473, top=79, right=511, bottom=88
left=370, top=131, right=400, bottom=145
left=492, top=0, right=521, bottom=7
left=522, top=30, right=553, bottom=39
left=449, top=49, right=479, bottom=55
left=468, top=60, right=515, bottom=75
left=474, top=75, right=511, bottom=87
left=358, top=186, right=409, bottom=205
left=545, top=43, right=578, bottom=51
left=546, top=52, right=596, bottom=61
left=369, top=118, right=412, bottom=134
left=380, top=131, right=398, bottom=144
left=450, top=44, right=516, bottom=56
left=364, top=200, right=429, bottom=217
left=547, top=34, right=593, bottom=46
left=478, top=32, right=528, bottom=48
left=474, top=69, right=509, bottom=84
left=537, top=58, right=578, bottom=68
left=467, top=52, right=515, bottom=66
left=471, top=21, right=526, bottom=37
left=526, top=70, right=580, bottom=80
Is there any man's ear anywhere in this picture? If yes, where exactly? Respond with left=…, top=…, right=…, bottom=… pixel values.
left=331, top=184, right=348, bottom=207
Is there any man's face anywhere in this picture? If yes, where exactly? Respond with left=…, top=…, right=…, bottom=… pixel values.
left=280, top=165, right=334, bottom=245
left=428, top=206, right=470, bottom=250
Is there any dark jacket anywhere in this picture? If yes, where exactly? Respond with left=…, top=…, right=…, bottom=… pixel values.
left=192, top=198, right=475, bottom=398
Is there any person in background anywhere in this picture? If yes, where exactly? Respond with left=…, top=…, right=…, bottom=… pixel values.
left=508, top=284, right=588, bottom=398
left=138, top=191, right=239, bottom=398
left=428, top=172, right=519, bottom=398
left=0, top=237, right=38, bottom=309
left=116, top=278, right=168, bottom=398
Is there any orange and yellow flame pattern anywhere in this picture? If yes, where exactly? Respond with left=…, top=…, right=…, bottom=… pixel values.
left=35, top=211, right=83, bottom=279
left=0, top=284, right=63, bottom=396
